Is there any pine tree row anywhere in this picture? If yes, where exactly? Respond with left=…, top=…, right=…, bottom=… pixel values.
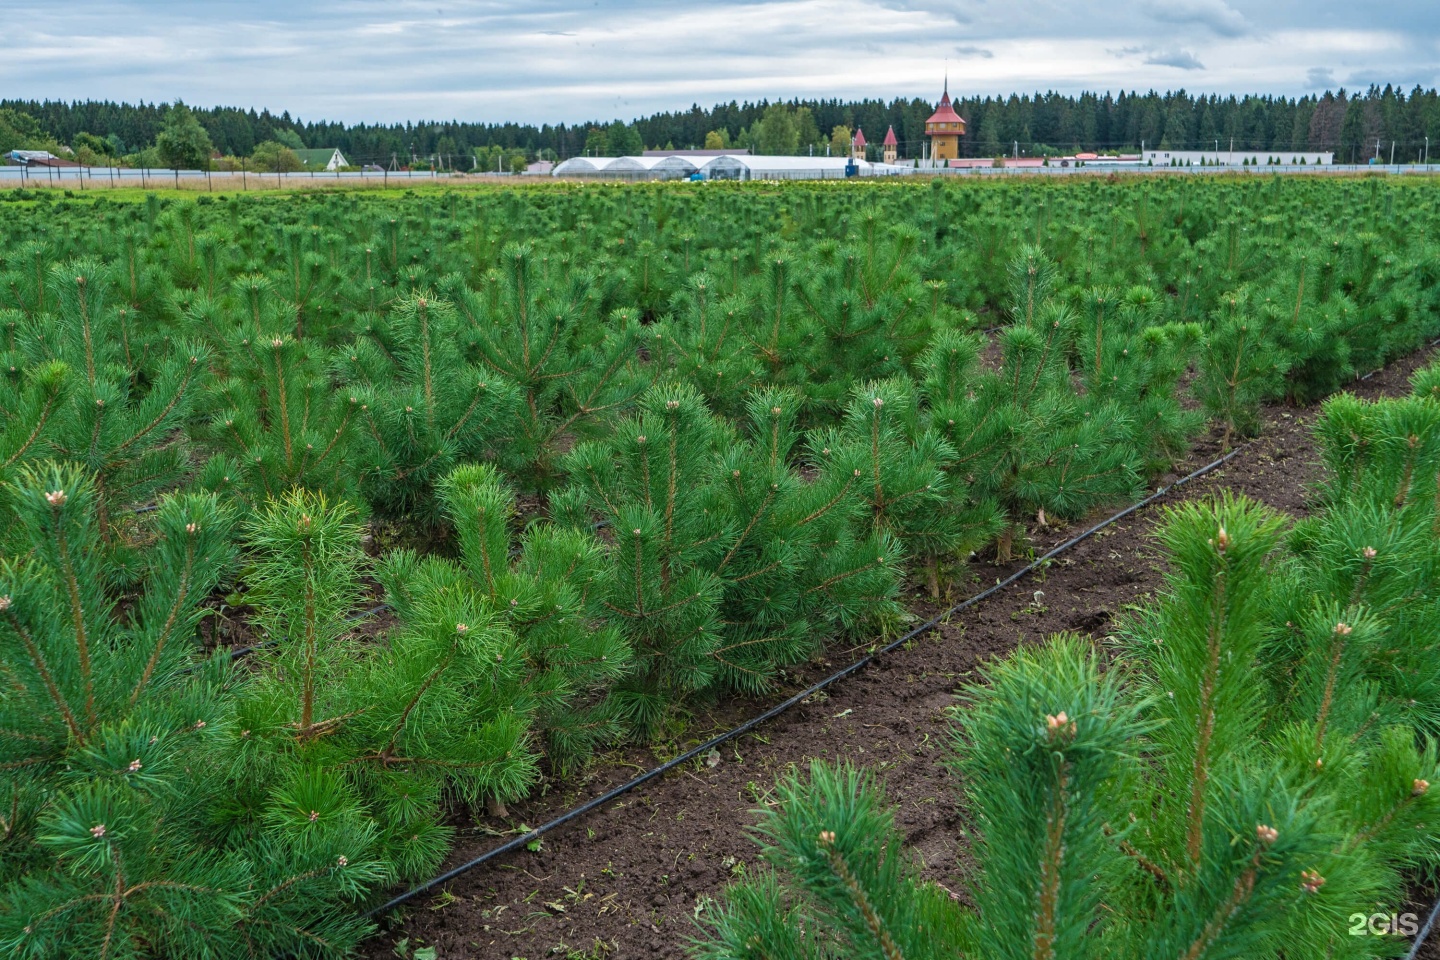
left=695, top=375, right=1440, bottom=960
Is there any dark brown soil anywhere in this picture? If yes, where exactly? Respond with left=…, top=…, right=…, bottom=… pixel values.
left=365, top=345, right=1440, bottom=960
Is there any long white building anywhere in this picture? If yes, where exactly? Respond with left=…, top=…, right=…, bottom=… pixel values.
left=1143, top=149, right=1334, bottom=167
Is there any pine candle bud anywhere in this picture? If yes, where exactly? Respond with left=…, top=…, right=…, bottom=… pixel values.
left=336, top=855, right=348, bottom=867
left=1414, top=779, right=1430, bottom=796
left=1334, top=622, right=1352, bottom=636
left=1300, top=870, right=1326, bottom=894
left=1045, top=711, right=1075, bottom=739
left=90, top=824, right=105, bottom=838
left=1215, top=526, right=1230, bottom=552
left=872, top=397, right=883, bottom=408
left=128, top=759, right=142, bottom=772
left=455, top=623, right=469, bottom=634
left=1256, top=824, right=1279, bottom=845
left=0, top=596, right=10, bottom=611
left=309, top=810, right=320, bottom=822
left=186, top=522, right=199, bottom=535
left=1362, top=546, right=1377, bottom=559
left=45, top=489, right=67, bottom=507
left=817, top=830, right=836, bottom=845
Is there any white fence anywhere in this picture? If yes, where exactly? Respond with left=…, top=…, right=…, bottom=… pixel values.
left=2, top=162, right=1436, bottom=190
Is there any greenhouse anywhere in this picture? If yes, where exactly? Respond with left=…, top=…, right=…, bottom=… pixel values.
left=551, top=153, right=914, bottom=181
left=603, top=156, right=701, bottom=180
left=699, top=155, right=913, bottom=181
left=550, top=156, right=620, bottom=177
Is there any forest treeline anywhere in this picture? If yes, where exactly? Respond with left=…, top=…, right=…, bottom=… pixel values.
left=3, top=82, right=1439, bottom=165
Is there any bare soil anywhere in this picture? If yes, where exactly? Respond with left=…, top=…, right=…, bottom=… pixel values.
left=364, top=344, right=1440, bottom=960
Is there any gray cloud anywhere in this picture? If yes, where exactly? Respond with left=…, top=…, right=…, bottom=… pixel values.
left=1145, top=0, right=1249, bottom=38
left=1145, top=49, right=1207, bottom=70
left=0, top=1, right=1435, bottom=123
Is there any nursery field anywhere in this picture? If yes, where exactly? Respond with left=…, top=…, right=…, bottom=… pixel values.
left=3, top=175, right=1440, bottom=959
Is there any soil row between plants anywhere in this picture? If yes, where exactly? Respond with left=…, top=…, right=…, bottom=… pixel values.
left=366, top=340, right=1440, bottom=960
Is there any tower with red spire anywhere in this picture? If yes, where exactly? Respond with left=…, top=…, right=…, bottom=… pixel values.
left=882, top=125, right=898, bottom=164
left=924, top=75, right=966, bottom=163
left=851, top=127, right=867, bottom=161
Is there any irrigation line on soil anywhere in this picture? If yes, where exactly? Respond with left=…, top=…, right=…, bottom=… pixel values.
left=365, top=442, right=1248, bottom=919
left=1408, top=895, right=1440, bottom=960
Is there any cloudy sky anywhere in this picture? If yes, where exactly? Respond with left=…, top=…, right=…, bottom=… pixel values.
left=4, top=1, right=1437, bottom=124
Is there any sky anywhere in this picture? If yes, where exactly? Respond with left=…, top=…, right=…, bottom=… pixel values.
left=3, top=1, right=1438, bottom=125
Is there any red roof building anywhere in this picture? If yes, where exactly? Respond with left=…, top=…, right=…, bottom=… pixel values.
left=925, top=82, right=966, bottom=162
left=882, top=125, right=899, bottom=163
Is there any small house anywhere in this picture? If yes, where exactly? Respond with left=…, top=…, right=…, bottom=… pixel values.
left=293, top=148, right=349, bottom=171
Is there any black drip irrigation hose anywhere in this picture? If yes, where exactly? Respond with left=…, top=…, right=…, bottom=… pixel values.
left=365, top=442, right=1248, bottom=919
left=1408, top=895, right=1440, bottom=960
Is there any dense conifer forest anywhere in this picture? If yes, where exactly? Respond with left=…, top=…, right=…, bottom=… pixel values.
left=4, top=82, right=1439, bottom=165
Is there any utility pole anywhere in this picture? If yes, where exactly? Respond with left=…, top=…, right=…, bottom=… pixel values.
left=1390, top=140, right=1395, bottom=166
left=1375, top=138, right=1381, bottom=161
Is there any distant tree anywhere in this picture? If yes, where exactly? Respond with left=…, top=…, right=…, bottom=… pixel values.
left=703, top=129, right=729, bottom=149
left=472, top=145, right=528, bottom=173
left=271, top=127, right=305, bottom=150
left=1340, top=95, right=1368, bottom=162
left=976, top=111, right=1003, bottom=157
left=606, top=120, right=643, bottom=156
left=582, top=125, right=609, bottom=157
left=0, top=108, right=50, bottom=154
left=250, top=140, right=302, bottom=172
left=828, top=124, right=852, bottom=157
left=755, top=103, right=799, bottom=155
left=73, top=132, right=113, bottom=157
left=155, top=101, right=215, bottom=169
left=793, top=106, right=820, bottom=153
left=435, top=135, right=459, bottom=168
